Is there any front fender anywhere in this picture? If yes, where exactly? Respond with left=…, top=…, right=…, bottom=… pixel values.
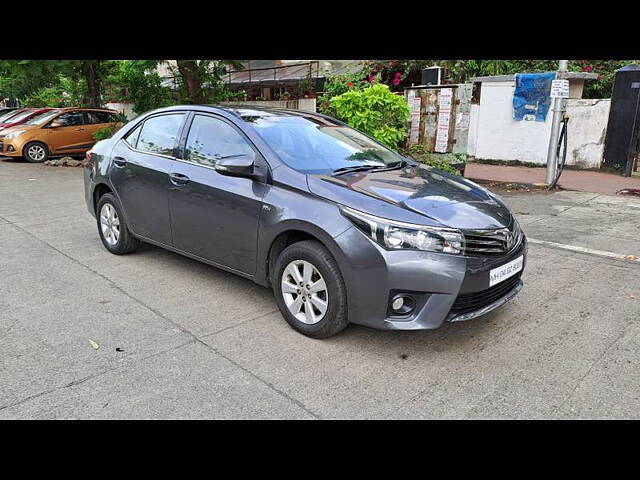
left=253, top=184, right=353, bottom=287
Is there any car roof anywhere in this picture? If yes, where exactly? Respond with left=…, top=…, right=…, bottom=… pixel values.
left=143, top=104, right=342, bottom=125
left=56, top=107, right=118, bottom=113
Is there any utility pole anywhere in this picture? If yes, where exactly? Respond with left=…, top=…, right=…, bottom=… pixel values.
left=545, top=60, right=569, bottom=185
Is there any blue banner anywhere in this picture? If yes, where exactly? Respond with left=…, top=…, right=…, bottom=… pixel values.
left=513, top=72, right=555, bottom=122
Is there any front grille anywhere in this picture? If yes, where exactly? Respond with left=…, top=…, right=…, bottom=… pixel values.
left=0, top=141, right=3, bottom=153
left=450, top=273, right=522, bottom=314
left=463, top=222, right=522, bottom=256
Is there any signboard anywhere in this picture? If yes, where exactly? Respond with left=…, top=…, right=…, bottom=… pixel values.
left=550, top=79, right=570, bottom=98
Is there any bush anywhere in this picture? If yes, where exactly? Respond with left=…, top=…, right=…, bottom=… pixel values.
left=329, top=83, right=409, bottom=149
left=401, top=144, right=461, bottom=175
left=317, top=73, right=368, bottom=116
left=93, top=126, right=118, bottom=141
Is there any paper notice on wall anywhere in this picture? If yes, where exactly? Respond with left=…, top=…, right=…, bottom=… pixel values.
left=407, top=93, right=422, bottom=145
left=550, top=79, right=570, bottom=98
left=438, top=114, right=450, bottom=129
left=434, top=88, right=453, bottom=153
left=456, top=111, right=470, bottom=129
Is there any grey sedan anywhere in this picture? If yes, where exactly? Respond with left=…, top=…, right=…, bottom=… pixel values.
left=83, top=105, right=526, bottom=338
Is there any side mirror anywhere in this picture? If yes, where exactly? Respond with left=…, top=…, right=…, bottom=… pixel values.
left=50, top=120, right=63, bottom=128
left=214, top=153, right=255, bottom=178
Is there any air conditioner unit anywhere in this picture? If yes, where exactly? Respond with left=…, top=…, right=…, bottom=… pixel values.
left=421, top=67, right=442, bottom=86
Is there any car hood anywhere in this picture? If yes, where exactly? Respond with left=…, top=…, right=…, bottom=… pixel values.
left=307, top=163, right=513, bottom=230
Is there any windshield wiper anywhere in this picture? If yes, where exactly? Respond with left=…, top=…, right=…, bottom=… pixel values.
left=332, top=165, right=382, bottom=176
left=332, top=160, right=406, bottom=176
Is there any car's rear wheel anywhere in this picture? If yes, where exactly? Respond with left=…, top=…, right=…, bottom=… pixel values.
left=96, top=193, right=140, bottom=255
left=273, top=240, right=349, bottom=339
left=23, top=142, right=49, bottom=163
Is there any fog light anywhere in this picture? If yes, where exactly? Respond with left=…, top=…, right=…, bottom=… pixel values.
left=389, top=294, right=416, bottom=316
left=392, top=297, right=404, bottom=311
left=7, top=145, right=15, bottom=152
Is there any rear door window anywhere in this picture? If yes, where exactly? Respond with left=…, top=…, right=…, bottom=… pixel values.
left=86, top=111, right=113, bottom=124
left=136, top=114, right=185, bottom=157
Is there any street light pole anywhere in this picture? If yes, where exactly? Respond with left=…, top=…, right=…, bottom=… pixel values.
left=545, top=60, right=569, bottom=185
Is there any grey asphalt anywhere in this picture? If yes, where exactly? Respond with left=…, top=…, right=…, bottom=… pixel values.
left=1, top=158, right=639, bottom=419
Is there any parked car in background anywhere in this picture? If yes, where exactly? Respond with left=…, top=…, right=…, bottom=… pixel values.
left=0, top=107, right=52, bottom=132
left=0, top=106, right=20, bottom=117
left=0, top=107, right=122, bottom=162
left=0, top=107, right=22, bottom=124
left=84, top=105, right=526, bottom=339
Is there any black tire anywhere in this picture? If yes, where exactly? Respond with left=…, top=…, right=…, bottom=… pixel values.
left=273, top=240, right=349, bottom=339
left=23, top=141, right=49, bottom=163
left=96, top=193, right=140, bottom=255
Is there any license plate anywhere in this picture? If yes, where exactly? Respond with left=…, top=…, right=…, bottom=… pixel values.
left=489, top=255, right=523, bottom=287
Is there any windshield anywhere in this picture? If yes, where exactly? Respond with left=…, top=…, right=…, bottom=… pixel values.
left=245, top=113, right=404, bottom=174
left=26, top=109, right=61, bottom=125
left=2, top=109, right=35, bottom=124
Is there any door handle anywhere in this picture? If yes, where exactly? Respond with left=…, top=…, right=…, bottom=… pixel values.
left=169, top=172, right=190, bottom=186
left=113, top=156, right=127, bottom=167
left=75, top=128, right=85, bottom=131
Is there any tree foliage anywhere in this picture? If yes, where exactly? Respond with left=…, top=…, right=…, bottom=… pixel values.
left=360, top=59, right=640, bottom=99
left=0, top=59, right=243, bottom=114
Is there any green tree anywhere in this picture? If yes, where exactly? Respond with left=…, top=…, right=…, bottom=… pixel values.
left=107, top=60, right=174, bottom=113
left=170, top=60, right=243, bottom=104
left=0, top=60, right=116, bottom=107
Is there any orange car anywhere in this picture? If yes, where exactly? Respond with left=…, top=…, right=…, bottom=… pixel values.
left=0, top=107, right=123, bottom=162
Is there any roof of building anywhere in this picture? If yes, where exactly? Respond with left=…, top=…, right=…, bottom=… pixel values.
left=225, top=60, right=364, bottom=86
left=471, top=72, right=599, bottom=83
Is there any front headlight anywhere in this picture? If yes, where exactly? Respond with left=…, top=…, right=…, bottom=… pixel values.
left=340, top=206, right=464, bottom=255
left=4, top=130, right=25, bottom=139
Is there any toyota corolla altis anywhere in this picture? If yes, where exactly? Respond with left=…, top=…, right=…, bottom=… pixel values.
left=83, top=105, right=526, bottom=338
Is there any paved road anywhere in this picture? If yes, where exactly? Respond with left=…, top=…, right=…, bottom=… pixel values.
left=1, top=159, right=639, bottom=419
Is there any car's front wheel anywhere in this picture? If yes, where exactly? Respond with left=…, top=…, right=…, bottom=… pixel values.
left=23, top=142, right=49, bottom=163
left=273, top=240, right=349, bottom=339
left=96, top=193, right=140, bottom=255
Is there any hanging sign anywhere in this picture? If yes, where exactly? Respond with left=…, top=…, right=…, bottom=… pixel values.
left=550, top=79, right=570, bottom=98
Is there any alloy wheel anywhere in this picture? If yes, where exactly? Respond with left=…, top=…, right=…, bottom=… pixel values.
left=27, top=145, right=46, bottom=161
left=100, top=203, right=120, bottom=246
left=281, top=260, right=328, bottom=324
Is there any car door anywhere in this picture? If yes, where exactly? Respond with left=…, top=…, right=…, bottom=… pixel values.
left=109, top=112, right=187, bottom=246
left=168, top=113, right=268, bottom=275
left=47, top=110, right=93, bottom=153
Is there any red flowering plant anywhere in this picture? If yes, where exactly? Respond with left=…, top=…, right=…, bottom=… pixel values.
left=317, top=72, right=369, bottom=116
left=570, top=60, right=640, bottom=98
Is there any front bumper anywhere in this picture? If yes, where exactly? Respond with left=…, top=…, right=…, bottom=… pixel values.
left=447, top=279, right=523, bottom=323
left=333, top=226, right=527, bottom=331
left=0, top=138, right=22, bottom=156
